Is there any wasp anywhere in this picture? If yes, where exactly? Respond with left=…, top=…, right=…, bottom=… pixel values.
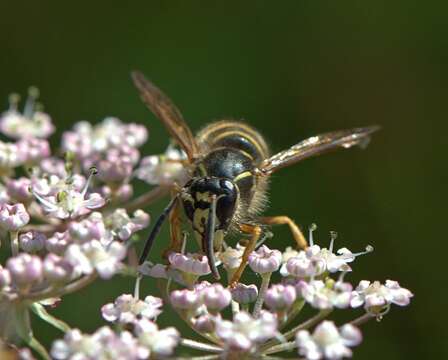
left=132, top=71, right=378, bottom=285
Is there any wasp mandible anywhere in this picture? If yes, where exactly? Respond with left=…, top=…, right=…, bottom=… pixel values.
left=132, top=71, right=378, bottom=285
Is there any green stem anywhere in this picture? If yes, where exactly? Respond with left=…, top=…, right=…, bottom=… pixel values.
left=263, top=340, right=297, bottom=355
left=14, top=305, right=51, bottom=360
left=20, top=274, right=97, bottom=303
left=282, top=309, right=332, bottom=341
left=10, top=231, right=19, bottom=256
left=28, top=336, right=51, bottom=360
left=180, top=338, right=222, bottom=353
left=124, top=186, right=168, bottom=212
left=31, top=303, right=71, bottom=333
left=134, top=274, right=142, bottom=299
left=280, top=299, right=305, bottom=330
left=253, top=272, right=272, bottom=318
left=260, top=309, right=332, bottom=353
left=350, top=312, right=375, bottom=327
left=231, top=300, right=240, bottom=319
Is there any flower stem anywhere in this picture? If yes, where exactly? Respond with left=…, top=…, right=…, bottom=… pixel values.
left=280, top=299, right=305, bottom=330
left=10, top=230, right=19, bottom=256
left=134, top=274, right=142, bottom=299
left=350, top=312, right=375, bottom=327
left=31, top=303, right=71, bottom=333
left=263, top=340, right=297, bottom=355
left=20, top=274, right=97, bottom=303
left=282, top=309, right=332, bottom=341
left=180, top=338, right=222, bottom=353
left=253, top=272, right=272, bottom=318
left=231, top=300, right=240, bottom=319
left=125, top=186, right=168, bottom=212
left=28, top=336, right=51, bottom=360
left=260, top=309, right=332, bottom=353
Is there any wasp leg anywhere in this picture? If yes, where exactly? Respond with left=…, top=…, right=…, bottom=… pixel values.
left=260, top=216, right=307, bottom=249
left=229, top=224, right=262, bottom=287
left=162, top=197, right=184, bottom=259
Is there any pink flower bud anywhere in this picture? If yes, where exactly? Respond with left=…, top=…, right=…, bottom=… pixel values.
left=98, top=157, right=133, bottom=183
left=17, top=138, right=51, bottom=163
left=46, top=231, right=71, bottom=255
left=44, top=253, right=74, bottom=283
left=193, top=281, right=212, bottom=292
left=69, top=212, right=107, bottom=243
left=6, top=177, right=32, bottom=202
left=265, top=284, right=297, bottom=310
left=20, top=231, right=46, bottom=253
left=170, top=289, right=201, bottom=310
left=7, top=253, right=43, bottom=286
left=0, top=203, right=30, bottom=231
left=101, top=184, right=133, bottom=202
left=248, top=245, right=282, bottom=274
left=168, top=252, right=211, bottom=276
left=194, top=314, right=215, bottom=333
left=201, top=284, right=231, bottom=311
left=231, top=283, right=259, bottom=304
left=40, top=157, right=67, bottom=177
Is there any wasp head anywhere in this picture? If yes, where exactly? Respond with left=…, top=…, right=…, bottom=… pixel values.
left=181, top=177, right=239, bottom=279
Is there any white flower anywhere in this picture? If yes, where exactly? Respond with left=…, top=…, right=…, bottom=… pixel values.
left=102, top=294, right=163, bottom=325
left=51, top=327, right=144, bottom=360
left=219, top=244, right=245, bottom=270
left=0, top=89, right=54, bottom=139
left=350, top=280, right=413, bottom=311
left=33, top=189, right=105, bottom=219
left=51, top=329, right=102, bottom=359
left=285, top=229, right=373, bottom=278
left=135, top=318, right=180, bottom=356
left=107, top=208, right=150, bottom=241
left=136, top=145, right=188, bottom=186
left=62, top=117, right=147, bottom=160
left=32, top=174, right=86, bottom=197
left=65, top=240, right=126, bottom=279
left=215, top=311, right=277, bottom=352
left=0, top=141, right=23, bottom=170
left=296, top=321, right=362, bottom=359
left=296, top=279, right=352, bottom=310
left=32, top=170, right=105, bottom=219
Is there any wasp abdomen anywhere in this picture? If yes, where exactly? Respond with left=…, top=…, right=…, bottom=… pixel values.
left=196, top=120, right=270, bottom=163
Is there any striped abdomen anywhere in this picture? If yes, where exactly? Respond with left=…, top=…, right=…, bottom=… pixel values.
left=195, top=120, right=270, bottom=164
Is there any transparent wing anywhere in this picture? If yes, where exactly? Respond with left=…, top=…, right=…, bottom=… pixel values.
left=259, top=126, right=380, bottom=175
left=132, top=71, right=199, bottom=161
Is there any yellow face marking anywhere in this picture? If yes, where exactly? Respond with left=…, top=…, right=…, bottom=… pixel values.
left=193, top=207, right=209, bottom=233
left=196, top=191, right=211, bottom=202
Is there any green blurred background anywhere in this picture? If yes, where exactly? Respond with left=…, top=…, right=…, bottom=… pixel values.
left=0, top=1, right=445, bottom=358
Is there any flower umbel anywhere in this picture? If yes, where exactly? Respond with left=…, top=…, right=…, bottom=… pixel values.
left=0, top=88, right=412, bottom=360
left=296, top=321, right=362, bottom=360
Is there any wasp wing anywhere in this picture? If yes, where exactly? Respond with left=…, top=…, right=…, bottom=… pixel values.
left=132, top=71, right=199, bottom=161
left=258, top=126, right=380, bottom=175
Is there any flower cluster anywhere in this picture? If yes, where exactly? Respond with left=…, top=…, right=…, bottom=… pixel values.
left=0, top=89, right=413, bottom=359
